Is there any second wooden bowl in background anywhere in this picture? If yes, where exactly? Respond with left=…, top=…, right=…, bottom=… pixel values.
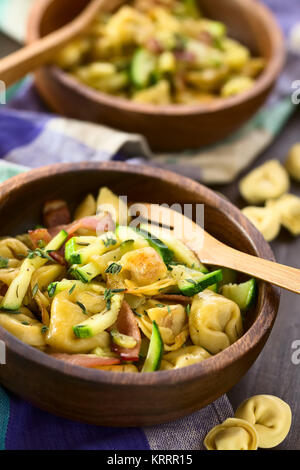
left=27, top=0, right=285, bottom=151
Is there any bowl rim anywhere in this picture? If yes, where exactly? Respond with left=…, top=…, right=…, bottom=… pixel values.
left=0, top=161, right=280, bottom=387
left=27, top=0, right=286, bottom=116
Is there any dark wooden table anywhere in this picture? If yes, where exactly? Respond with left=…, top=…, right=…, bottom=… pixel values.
left=1, top=33, right=299, bottom=449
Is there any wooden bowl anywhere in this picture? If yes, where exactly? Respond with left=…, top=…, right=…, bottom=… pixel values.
left=0, top=162, right=280, bottom=426
left=27, top=0, right=285, bottom=151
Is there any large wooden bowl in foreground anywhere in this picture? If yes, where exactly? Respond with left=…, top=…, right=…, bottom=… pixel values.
left=0, top=162, right=280, bottom=426
left=27, top=0, right=285, bottom=151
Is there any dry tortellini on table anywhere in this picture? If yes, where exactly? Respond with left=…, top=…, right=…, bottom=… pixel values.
left=204, top=418, right=258, bottom=450
left=239, top=160, right=290, bottom=205
left=204, top=395, right=292, bottom=450
left=235, top=395, right=292, bottom=449
left=285, top=143, right=300, bottom=182
left=241, top=206, right=281, bottom=242
left=240, top=154, right=300, bottom=241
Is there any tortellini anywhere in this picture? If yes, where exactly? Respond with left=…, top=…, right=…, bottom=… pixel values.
left=138, top=302, right=189, bottom=351
left=221, top=76, right=254, bottom=97
left=0, top=310, right=46, bottom=348
left=0, top=238, right=28, bottom=260
left=242, top=206, right=281, bottom=241
left=121, top=247, right=167, bottom=286
left=204, top=418, right=258, bottom=450
left=239, top=160, right=290, bottom=204
left=267, top=194, right=300, bottom=236
left=189, top=290, right=243, bottom=354
left=161, top=345, right=211, bottom=370
left=46, top=291, right=110, bottom=353
left=285, top=143, right=300, bottom=182
left=74, top=193, right=96, bottom=220
left=235, top=395, right=292, bottom=448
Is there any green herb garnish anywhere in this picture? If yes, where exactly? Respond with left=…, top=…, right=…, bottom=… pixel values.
left=32, top=283, right=39, bottom=297
left=105, top=263, right=122, bottom=274
left=0, top=256, right=8, bottom=269
left=68, top=284, right=76, bottom=295
left=41, top=325, right=49, bottom=334
left=48, top=283, right=57, bottom=298
left=76, top=301, right=87, bottom=314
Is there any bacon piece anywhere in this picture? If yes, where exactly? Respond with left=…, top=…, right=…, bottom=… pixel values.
left=50, top=353, right=120, bottom=368
left=43, top=199, right=71, bottom=228
left=29, top=228, right=51, bottom=249
left=0, top=284, right=8, bottom=296
left=153, top=294, right=192, bottom=304
left=111, top=301, right=141, bottom=362
left=49, top=250, right=66, bottom=266
left=49, top=213, right=115, bottom=238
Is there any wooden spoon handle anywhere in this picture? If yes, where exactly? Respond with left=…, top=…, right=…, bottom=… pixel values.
left=0, top=0, right=117, bottom=87
left=200, top=244, right=300, bottom=294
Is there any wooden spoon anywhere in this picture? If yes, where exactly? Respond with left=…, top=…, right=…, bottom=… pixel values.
left=133, top=203, right=300, bottom=294
left=0, top=0, right=124, bottom=87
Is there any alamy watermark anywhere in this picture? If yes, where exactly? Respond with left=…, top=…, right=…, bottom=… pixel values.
left=0, top=340, right=6, bottom=364
left=291, top=80, right=300, bottom=105
left=291, top=340, right=300, bottom=365
left=0, top=80, right=6, bottom=105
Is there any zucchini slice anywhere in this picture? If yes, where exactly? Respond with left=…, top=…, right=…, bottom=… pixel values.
left=142, top=321, right=163, bottom=372
left=1, top=229, right=68, bottom=311
left=73, top=293, right=123, bottom=338
left=47, top=279, right=105, bottom=298
left=130, top=49, right=157, bottom=88
left=72, top=241, right=135, bottom=283
left=221, top=278, right=257, bottom=310
left=110, top=329, right=137, bottom=349
left=65, top=238, right=81, bottom=265
left=170, top=264, right=223, bottom=296
left=137, top=227, right=174, bottom=265
left=140, top=223, right=208, bottom=272
left=67, top=231, right=118, bottom=265
left=116, top=225, right=148, bottom=249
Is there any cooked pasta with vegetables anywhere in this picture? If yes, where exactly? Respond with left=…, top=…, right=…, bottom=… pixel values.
left=54, top=0, right=265, bottom=104
left=0, top=187, right=257, bottom=372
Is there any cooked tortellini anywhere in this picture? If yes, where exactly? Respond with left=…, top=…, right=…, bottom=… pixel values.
left=0, top=186, right=257, bottom=373
left=266, top=194, right=300, bottom=236
left=285, top=143, right=300, bottom=182
left=121, top=247, right=167, bottom=286
left=242, top=206, right=281, bottom=241
left=46, top=291, right=110, bottom=353
left=239, top=160, right=290, bottom=204
left=161, top=345, right=211, bottom=370
left=54, top=2, right=264, bottom=104
left=204, top=418, right=258, bottom=450
left=138, top=301, right=189, bottom=352
left=74, top=193, right=96, bottom=220
left=235, top=395, right=292, bottom=448
left=0, top=310, right=46, bottom=348
left=189, top=290, right=243, bottom=354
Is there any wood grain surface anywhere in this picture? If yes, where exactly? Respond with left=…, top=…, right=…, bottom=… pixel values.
left=225, top=109, right=300, bottom=450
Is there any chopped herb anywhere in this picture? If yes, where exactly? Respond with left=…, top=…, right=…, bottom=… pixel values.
left=37, top=239, right=46, bottom=248
left=156, top=303, right=165, bottom=308
left=76, top=242, right=89, bottom=246
left=104, top=288, right=113, bottom=309
left=21, top=321, right=30, bottom=326
left=41, top=325, right=49, bottom=334
left=68, top=284, right=76, bottom=295
left=32, top=283, right=39, bottom=297
left=48, top=283, right=57, bottom=298
left=103, top=236, right=117, bottom=248
left=133, top=309, right=142, bottom=318
left=0, top=256, right=8, bottom=268
left=76, top=301, right=87, bottom=314
left=185, top=304, right=191, bottom=315
left=186, top=279, right=197, bottom=285
left=111, top=288, right=126, bottom=293
left=167, top=305, right=171, bottom=314
left=105, top=263, right=122, bottom=274
left=27, top=248, right=53, bottom=262
left=0, top=308, right=21, bottom=314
